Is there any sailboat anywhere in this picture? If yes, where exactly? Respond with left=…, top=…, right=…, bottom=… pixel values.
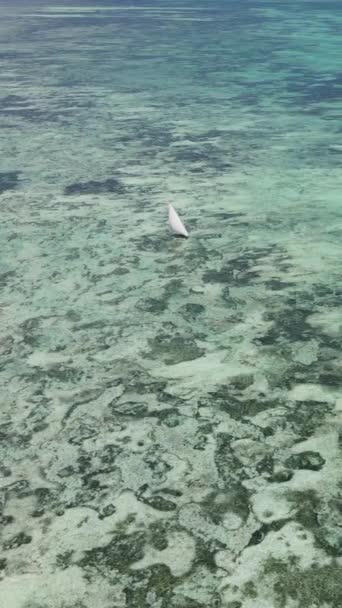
left=168, top=204, right=189, bottom=238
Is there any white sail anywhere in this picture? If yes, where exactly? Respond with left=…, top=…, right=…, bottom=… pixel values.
left=168, top=204, right=189, bottom=238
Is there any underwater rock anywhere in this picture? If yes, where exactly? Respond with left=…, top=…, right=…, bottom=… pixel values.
left=201, top=386, right=275, bottom=420
left=0, top=335, right=14, bottom=356
left=203, top=268, right=233, bottom=284
left=79, top=531, right=146, bottom=572
left=285, top=450, right=325, bottom=471
left=3, top=532, right=32, bottom=550
left=269, top=469, right=294, bottom=483
left=264, top=279, right=294, bottom=291
left=247, top=521, right=286, bottom=547
left=109, top=401, right=148, bottom=418
left=0, top=271, right=16, bottom=288
left=64, top=177, right=125, bottom=196
left=0, top=171, right=20, bottom=194
left=180, top=303, right=205, bottom=319
left=146, top=334, right=205, bottom=365
left=1, top=515, right=14, bottom=526
left=99, top=504, right=117, bottom=519
left=138, top=495, right=177, bottom=512
left=260, top=307, right=313, bottom=345
left=136, top=297, right=168, bottom=313
left=229, top=374, right=254, bottom=390
left=317, top=499, right=342, bottom=556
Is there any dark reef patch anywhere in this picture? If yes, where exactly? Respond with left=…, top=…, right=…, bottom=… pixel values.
left=284, top=400, right=334, bottom=441
left=264, top=279, right=294, bottom=291
left=64, top=177, right=125, bottom=196
left=136, top=297, right=168, bottom=314
left=145, top=334, right=205, bottom=365
left=123, top=564, right=176, bottom=608
left=181, top=129, right=227, bottom=142
left=285, top=451, right=325, bottom=472
left=3, top=531, right=32, bottom=550
left=79, top=531, right=146, bottom=573
left=214, top=211, right=246, bottom=221
left=120, top=369, right=168, bottom=396
left=263, top=555, right=342, bottom=607
left=0, top=271, right=16, bottom=288
left=200, top=385, right=275, bottom=421
left=0, top=171, right=20, bottom=194
left=293, top=490, right=342, bottom=557
left=179, top=303, right=205, bottom=319
left=286, top=71, right=342, bottom=107
left=171, top=144, right=233, bottom=172
left=214, top=433, right=249, bottom=484
left=203, top=268, right=234, bottom=284
left=247, top=520, right=287, bottom=548
left=108, top=401, right=149, bottom=418
left=138, top=495, right=177, bottom=512
left=0, top=95, right=28, bottom=106
left=200, top=487, right=249, bottom=525
left=203, top=246, right=285, bottom=287
left=257, top=306, right=314, bottom=344
left=135, top=235, right=182, bottom=254
left=269, top=469, right=293, bottom=483
left=116, top=123, right=175, bottom=149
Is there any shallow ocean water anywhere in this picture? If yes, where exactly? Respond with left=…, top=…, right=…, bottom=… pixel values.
left=1, top=1, right=342, bottom=606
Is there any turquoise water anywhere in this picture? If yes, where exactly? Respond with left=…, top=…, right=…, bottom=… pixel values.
left=1, top=1, right=342, bottom=606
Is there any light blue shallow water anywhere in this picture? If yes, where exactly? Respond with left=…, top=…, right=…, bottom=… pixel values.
left=1, top=2, right=342, bottom=607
